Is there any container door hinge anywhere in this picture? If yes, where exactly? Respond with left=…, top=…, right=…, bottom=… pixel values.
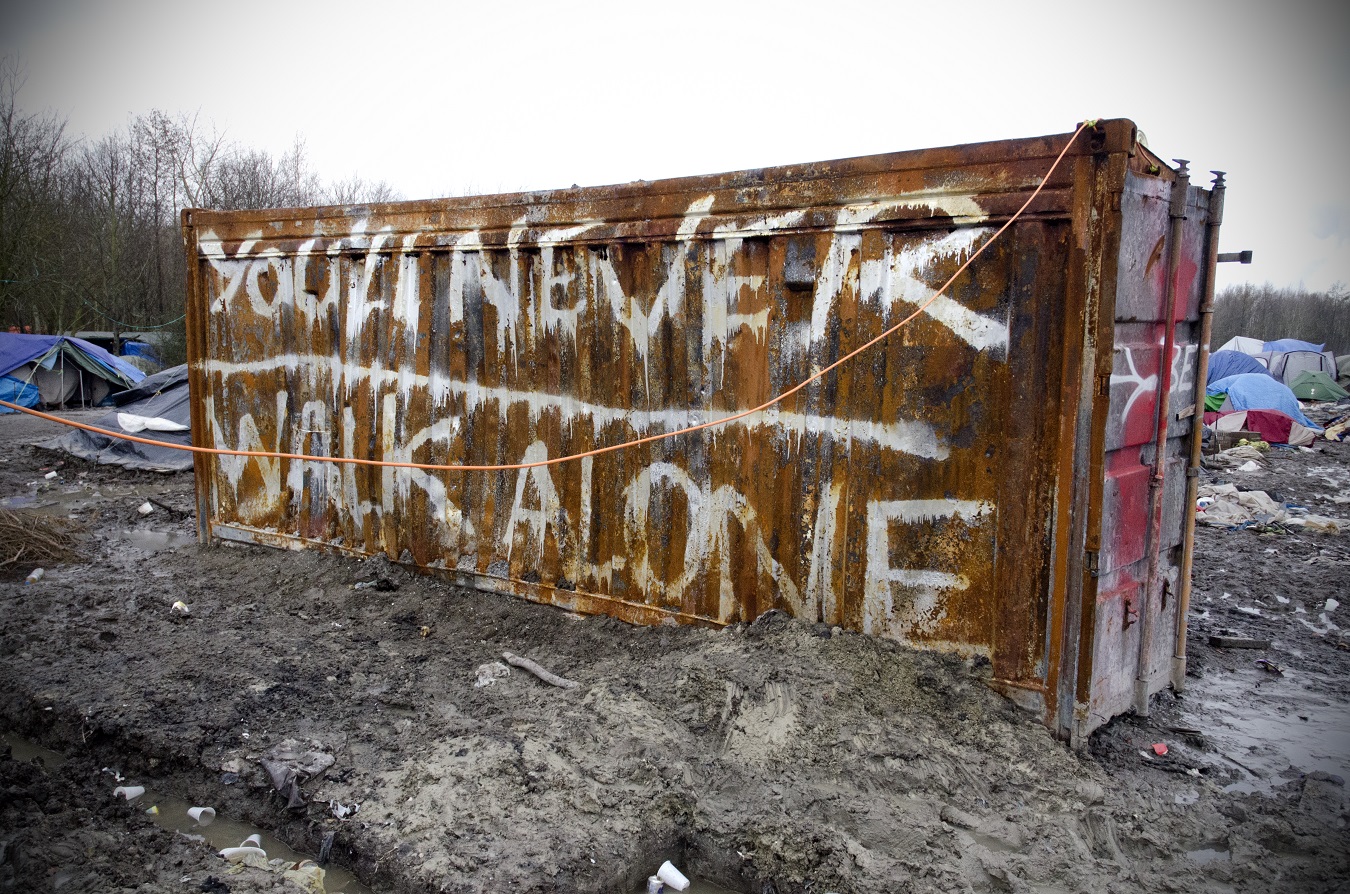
left=1086, top=550, right=1100, bottom=578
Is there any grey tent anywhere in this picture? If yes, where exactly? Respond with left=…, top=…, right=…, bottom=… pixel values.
left=47, top=365, right=193, bottom=472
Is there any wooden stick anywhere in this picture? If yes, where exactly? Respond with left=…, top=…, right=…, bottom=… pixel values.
left=501, top=652, right=578, bottom=689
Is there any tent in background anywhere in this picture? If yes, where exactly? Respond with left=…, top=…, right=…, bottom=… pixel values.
left=0, top=333, right=144, bottom=408
left=1218, top=335, right=1265, bottom=355
left=1206, top=373, right=1322, bottom=430
left=1289, top=370, right=1350, bottom=401
left=1204, top=409, right=1318, bottom=447
left=46, top=364, right=192, bottom=472
left=1207, top=350, right=1273, bottom=384
left=1262, top=348, right=1338, bottom=385
left=1263, top=338, right=1324, bottom=353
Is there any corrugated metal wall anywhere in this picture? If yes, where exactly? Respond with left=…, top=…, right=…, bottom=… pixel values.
left=183, top=120, right=1212, bottom=738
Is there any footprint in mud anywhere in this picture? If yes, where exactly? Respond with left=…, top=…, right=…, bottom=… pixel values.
left=720, top=680, right=797, bottom=762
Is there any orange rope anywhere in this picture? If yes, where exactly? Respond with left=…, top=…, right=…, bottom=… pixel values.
left=0, top=122, right=1092, bottom=473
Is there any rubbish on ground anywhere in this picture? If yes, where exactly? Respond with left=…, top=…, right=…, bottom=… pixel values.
left=1152, top=743, right=1169, bottom=756
left=1328, top=599, right=1341, bottom=612
left=656, top=861, right=690, bottom=891
left=171, top=600, right=191, bottom=616
left=353, top=578, right=397, bottom=591
left=502, top=651, right=578, bottom=689
left=101, top=767, right=124, bottom=782
left=219, top=845, right=266, bottom=863
left=318, top=830, right=336, bottom=864
left=43, top=471, right=57, bottom=480
left=242, top=834, right=262, bottom=847
left=188, top=806, right=216, bottom=826
left=1195, top=482, right=1345, bottom=532
left=138, top=501, right=154, bottom=516
left=1208, top=635, right=1272, bottom=650
left=145, top=805, right=159, bottom=815
left=647, top=876, right=665, bottom=893
left=474, top=661, right=511, bottom=688
left=259, top=739, right=334, bottom=809
left=1255, top=659, right=1284, bottom=675
left=1237, top=460, right=1261, bottom=472
left=115, top=412, right=189, bottom=433
left=24, top=568, right=44, bottom=583
left=113, top=785, right=145, bottom=800
left=329, top=799, right=359, bottom=820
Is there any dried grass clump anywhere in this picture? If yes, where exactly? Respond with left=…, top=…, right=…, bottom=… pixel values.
left=0, top=509, right=84, bottom=568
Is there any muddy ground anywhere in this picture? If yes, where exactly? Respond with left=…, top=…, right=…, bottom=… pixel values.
left=1, top=406, right=1347, bottom=894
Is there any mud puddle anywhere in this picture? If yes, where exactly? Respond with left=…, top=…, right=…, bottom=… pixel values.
left=2, top=731, right=373, bottom=893
left=1178, top=667, right=1350, bottom=791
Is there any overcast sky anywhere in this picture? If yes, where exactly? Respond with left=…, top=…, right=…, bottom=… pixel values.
left=3, top=0, right=1347, bottom=292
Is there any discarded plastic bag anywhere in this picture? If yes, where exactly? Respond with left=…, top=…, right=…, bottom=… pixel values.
left=259, top=739, right=334, bottom=809
left=474, top=661, right=511, bottom=688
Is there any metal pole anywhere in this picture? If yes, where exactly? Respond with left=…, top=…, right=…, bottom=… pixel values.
left=1172, top=171, right=1226, bottom=691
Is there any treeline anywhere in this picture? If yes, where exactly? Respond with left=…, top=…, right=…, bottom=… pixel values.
left=1210, top=283, right=1350, bottom=356
left=0, top=59, right=400, bottom=364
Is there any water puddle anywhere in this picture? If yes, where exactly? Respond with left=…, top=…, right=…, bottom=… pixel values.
left=1177, top=668, right=1350, bottom=792
left=2, top=732, right=372, bottom=893
left=633, top=878, right=741, bottom=893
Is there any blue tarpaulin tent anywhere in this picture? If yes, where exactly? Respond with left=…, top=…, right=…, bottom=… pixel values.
left=0, top=333, right=144, bottom=408
left=1206, top=373, right=1323, bottom=431
left=1207, top=350, right=1273, bottom=385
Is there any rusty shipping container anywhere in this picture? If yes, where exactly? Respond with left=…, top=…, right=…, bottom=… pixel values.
left=182, top=119, right=1218, bottom=742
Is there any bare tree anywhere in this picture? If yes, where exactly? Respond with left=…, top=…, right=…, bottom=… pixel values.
left=1211, top=283, right=1350, bottom=356
left=0, top=58, right=70, bottom=331
left=325, top=173, right=403, bottom=206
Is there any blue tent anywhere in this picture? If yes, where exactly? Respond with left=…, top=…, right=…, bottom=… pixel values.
left=1263, top=338, right=1324, bottom=353
left=1207, top=373, right=1322, bottom=431
left=0, top=333, right=144, bottom=408
left=0, top=375, right=39, bottom=414
left=1207, top=350, right=1272, bottom=385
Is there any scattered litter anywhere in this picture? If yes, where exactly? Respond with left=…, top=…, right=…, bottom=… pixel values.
left=1152, top=743, right=1169, bottom=756
left=328, top=799, right=360, bottom=820
left=353, top=578, right=397, bottom=591
left=1255, top=658, right=1285, bottom=676
left=656, top=861, right=690, bottom=892
left=101, top=767, right=124, bottom=782
left=43, top=471, right=57, bottom=480
left=1327, top=598, right=1341, bottom=613
left=647, top=876, right=665, bottom=893
left=138, top=501, right=154, bottom=516
left=318, top=830, right=336, bottom=864
left=259, top=739, right=334, bottom=810
left=145, top=805, right=159, bottom=815
left=1237, top=460, right=1261, bottom=472
left=171, top=600, right=191, bottom=616
left=24, top=567, right=44, bottom=584
left=219, top=844, right=266, bottom=863
left=502, top=651, right=578, bottom=689
left=1208, top=635, right=1271, bottom=650
left=188, top=806, right=216, bottom=826
left=474, top=661, right=511, bottom=688
left=114, top=785, right=145, bottom=801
